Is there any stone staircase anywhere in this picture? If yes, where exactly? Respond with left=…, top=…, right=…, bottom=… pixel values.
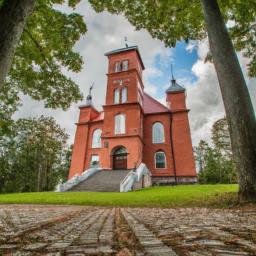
left=68, top=169, right=130, bottom=192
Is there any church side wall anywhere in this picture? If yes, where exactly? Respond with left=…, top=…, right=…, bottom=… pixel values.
left=68, top=124, right=89, bottom=179
left=172, top=111, right=197, bottom=177
left=143, top=113, right=175, bottom=177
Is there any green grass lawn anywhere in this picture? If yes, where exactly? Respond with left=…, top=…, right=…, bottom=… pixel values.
left=0, top=184, right=239, bottom=208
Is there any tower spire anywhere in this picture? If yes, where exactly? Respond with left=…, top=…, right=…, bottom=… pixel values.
left=171, top=63, right=175, bottom=81
left=86, top=82, right=94, bottom=105
left=170, top=63, right=176, bottom=87
left=124, top=36, right=128, bottom=48
left=165, top=65, right=185, bottom=93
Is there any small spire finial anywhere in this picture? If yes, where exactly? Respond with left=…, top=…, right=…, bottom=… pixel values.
left=124, top=37, right=128, bottom=47
left=170, top=64, right=176, bottom=87
left=89, top=82, right=94, bottom=95
left=86, top=82, right=94, bottom=105
left=171, top=63, right=175, bottom=80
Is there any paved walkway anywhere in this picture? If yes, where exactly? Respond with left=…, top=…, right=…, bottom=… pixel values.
left=0, top=205, right=256, bottom=255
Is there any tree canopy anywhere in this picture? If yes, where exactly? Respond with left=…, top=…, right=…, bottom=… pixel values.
left=0, top=0, right=86, bottom=134
left=0, top=116, right=70, bottom=193
left=195, top=118, right=237, bottom=184
left=89, top=0, right=256, bottom=77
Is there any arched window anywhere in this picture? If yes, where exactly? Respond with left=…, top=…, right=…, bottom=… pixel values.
left=114, top=88, right=119, bottom=104
left=121, top=87, right=127, bottom=103
left=115, top=114, right=125, bottom=134
left=152, top=122, right=165, bottom=143
left=155, top=151, right=166, bottom=169
left=92, top=129, right=102, bottom=148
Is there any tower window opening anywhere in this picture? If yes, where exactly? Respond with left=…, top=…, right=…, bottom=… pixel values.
left=122, top=60, right=129, bottom=71
left=114, top=88, right=120, bottom=104
left=121, top=87, right=127, bottom=103
left=115, top=62, right=121, bottom=72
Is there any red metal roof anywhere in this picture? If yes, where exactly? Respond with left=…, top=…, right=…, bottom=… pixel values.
left=143, top=93, right=169, bottom=114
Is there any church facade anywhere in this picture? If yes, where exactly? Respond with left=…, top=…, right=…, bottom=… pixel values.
left=68, top=46, right=197, bottom=185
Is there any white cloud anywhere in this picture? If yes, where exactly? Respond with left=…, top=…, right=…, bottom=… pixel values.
left=14, top=1, right=171, bottom=143
left=13, top=1, right=256, bottom=149
left=182, top=40, right=256, bottom=146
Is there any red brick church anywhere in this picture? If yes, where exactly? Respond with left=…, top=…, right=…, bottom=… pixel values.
left=68, top=45, right=197, bottom=185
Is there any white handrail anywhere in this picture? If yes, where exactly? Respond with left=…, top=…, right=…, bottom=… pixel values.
left=120, top=163, right=151, bottom=192
left=55, top=167, right=102, bottom=192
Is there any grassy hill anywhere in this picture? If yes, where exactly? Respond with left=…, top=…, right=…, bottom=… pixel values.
left=0, top=184, right=239, bottom=208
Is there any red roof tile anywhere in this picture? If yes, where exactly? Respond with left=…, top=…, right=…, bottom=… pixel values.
left=143, top=93, right=169, bottom=114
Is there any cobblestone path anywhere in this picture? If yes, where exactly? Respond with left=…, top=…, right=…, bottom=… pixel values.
left=0, top=205, right=256, bottom=255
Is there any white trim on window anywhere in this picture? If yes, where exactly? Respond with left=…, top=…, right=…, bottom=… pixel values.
left=115, top=62, right=121, bottom=72
left=92, top=129, right=102, bottom=148
left=152, top=122, right=165, bottom=143
left=114, top=88, right=119, bottom=104
left=122, top=60, right=129, bottom=71
left=115, top=114, right=126, bottom=134
left=155, top=151, right=166, bottom=169
left=121, top=87, right=127, bottom=103
left=90, top=155, right=99, bottom=167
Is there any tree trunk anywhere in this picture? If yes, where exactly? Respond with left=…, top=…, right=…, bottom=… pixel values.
left=37, top=164, right=42, bottom=192
left=0, top=0, right=36, bottom=89
left=201, top=0, right=256, bottom=202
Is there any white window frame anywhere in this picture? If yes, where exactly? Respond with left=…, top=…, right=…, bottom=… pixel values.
left=121, top=87, right=127, bottom=103
left=115, top=114, right=126, bottom=134
left=115, top=62, right=121, bottom=72
left=155, top=151, right=166, bottom=169
left=114, top=88, right=119, bottom=104
left=92, top=129, right=102, bottom=148
left=90, top=155, right=99, bottom=167
left=122, top=60, right=129, bottom=71
left=152, top=122, right=165, bottom=144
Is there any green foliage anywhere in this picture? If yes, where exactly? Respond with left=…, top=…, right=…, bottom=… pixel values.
left=0, top=116, right=70, bottom=193
left=89, top=0, right=256, bottom=76
left=224, top=0, right=256, bottom=77
left=0, top=185, right=238, bottom=208
left=8, top=0, right=86, bottom=109
left=195, top=118, right=237, bottom=184
left=0, top=0, right=86, bottom=135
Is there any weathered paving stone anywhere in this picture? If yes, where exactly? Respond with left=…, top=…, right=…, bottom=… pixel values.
left=1, top=205, right=256, bottom=255
left=23, top=242, right=48, bottom=251
left=0, top=244, right=18, bottom=249
left=122, top=209, right=178, bottom=255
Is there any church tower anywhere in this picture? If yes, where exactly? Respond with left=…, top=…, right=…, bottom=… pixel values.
left=166, top=77, right=196, bottom=180
left=100, top=46, right=145, bottom=170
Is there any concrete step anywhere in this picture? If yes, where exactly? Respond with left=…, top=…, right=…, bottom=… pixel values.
left=68, top=169, right=130, bottom=192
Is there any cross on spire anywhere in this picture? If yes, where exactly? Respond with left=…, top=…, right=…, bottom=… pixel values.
left=86, top=82, right=94, bottom=106
left=124, top=37, right=128, bottom=48
left=89, top=82, right=94, bottom=95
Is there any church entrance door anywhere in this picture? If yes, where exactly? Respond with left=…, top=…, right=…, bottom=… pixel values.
left=112, top=147, right=127, bottom=170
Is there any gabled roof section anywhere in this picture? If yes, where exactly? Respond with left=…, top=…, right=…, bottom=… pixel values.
left=143, top=93, right=169, bottom=114
left=166, top=79, right=185, bottom=93
left=105, top=45, right=145, bottom=70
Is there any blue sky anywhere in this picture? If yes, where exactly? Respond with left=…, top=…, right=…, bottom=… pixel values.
left=15, top=2, right=256, bottom=146
left=147, top=41, right=198, bottom=100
